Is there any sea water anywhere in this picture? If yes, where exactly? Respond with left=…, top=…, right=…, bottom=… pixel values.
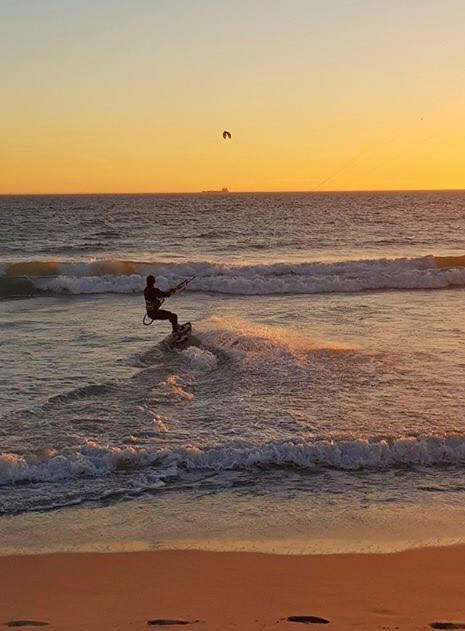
left=1, top=191, right=465, bottom=554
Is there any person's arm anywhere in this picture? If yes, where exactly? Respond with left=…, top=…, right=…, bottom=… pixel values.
left=154, top=287, right=174, bottom=299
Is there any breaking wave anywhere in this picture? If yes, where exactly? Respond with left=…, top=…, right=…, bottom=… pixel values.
left=1, top=254, right=465, bottom=297
left=2, top=434, right=465, bottom=486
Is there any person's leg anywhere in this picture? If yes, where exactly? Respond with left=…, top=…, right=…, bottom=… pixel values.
left=168, top=311, right=178, bottom=332
left=151, top=309, right=178, bottom=333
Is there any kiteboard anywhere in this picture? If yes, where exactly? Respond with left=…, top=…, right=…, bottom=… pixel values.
left=170, top=322, right=192, bottom=346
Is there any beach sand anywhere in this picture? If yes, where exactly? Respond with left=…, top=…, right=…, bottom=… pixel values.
left=1, top=546, right=465, bottom=630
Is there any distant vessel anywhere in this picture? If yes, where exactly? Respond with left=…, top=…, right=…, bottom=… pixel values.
left=201, top=187, right=229, bottom=194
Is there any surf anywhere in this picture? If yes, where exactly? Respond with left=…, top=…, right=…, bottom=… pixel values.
left=2, top=253, right=465, bottom=298
left=3, top=434, right=465, bottom=489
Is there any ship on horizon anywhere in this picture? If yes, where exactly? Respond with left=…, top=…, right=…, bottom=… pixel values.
left=201, top=187, right=230, bottom=194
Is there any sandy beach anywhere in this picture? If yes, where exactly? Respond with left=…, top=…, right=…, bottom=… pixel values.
left=1, top=545, right=464, bottom=630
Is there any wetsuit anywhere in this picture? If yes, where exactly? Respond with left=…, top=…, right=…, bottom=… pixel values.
left=144, top=285, right=178, bottom=332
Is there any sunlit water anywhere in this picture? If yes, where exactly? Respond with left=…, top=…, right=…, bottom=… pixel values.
left=1, top=191, right=465, bottom=554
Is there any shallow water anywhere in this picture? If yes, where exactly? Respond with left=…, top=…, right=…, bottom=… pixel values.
left=1, top=191, right=465, bottom=553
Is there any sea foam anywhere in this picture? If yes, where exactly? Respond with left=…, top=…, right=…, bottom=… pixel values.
left=2, top=255, right=465, bottom=297
left=2, top=435, right=465, bottom=486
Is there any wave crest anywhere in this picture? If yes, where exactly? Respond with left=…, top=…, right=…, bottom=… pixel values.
left=2, top=435, right=465, bottom=486
left=2, top=254, right=465, bottom=297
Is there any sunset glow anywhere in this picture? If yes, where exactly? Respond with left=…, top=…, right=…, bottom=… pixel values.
left=1, top=0, right=465, bottom=194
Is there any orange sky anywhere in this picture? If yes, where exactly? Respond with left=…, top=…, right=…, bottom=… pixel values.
left=1, top=0, right=464, bottom=194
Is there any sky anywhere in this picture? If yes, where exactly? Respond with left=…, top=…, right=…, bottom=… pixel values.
left=1, top=0, right=464, bottom=193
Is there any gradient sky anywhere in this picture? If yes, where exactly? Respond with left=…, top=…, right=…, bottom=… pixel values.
left=1, top=0, right=464, bottom=193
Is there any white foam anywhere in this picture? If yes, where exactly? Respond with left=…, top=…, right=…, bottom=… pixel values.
left=14, top=255, right=465, bottom=296
left=2, top=435, right=465, bottom=486
left=35, top=274, right=143, bottom=294
left=181, top=346, right=218, bottom=370
left=0, top=440, right=166, bottom=485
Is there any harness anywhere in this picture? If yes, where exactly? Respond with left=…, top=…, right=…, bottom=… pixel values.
left=145, top=296, right=164, bottom=312
left=142, top=297, right=165, bottom=325
left=142, top=276, right=195, bottom=326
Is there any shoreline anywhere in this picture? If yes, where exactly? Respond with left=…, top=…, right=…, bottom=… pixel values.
left=3, top=494, right=465, bottom=559
left=2, top=534, right=465, bottom=558
left=2, top=545, right=465, bottom=630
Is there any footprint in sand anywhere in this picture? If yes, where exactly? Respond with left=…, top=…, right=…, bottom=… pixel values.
left=147, top=620, right=199, bottom=627
left=5, top=623, right=49, bottom=628
left=285, top=616, right=330, bottom=625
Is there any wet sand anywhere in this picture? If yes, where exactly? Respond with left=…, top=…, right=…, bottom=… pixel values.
left=1, top=546, right=464, bottom=630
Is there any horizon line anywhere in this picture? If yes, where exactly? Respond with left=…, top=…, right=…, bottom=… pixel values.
left=1, top=187, right=465, bottom=196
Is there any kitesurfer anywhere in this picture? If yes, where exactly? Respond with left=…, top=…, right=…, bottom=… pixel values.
left=144, top=275, right=180, bottom=337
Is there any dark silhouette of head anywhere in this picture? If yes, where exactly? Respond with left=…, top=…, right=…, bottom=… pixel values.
left=146, top=275, right=155, bottom=286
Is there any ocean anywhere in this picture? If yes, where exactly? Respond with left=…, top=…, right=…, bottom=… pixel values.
left=1, top=190, right=465, bottom=555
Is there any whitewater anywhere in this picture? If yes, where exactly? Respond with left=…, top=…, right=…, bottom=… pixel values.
left=1, top=190, right=465, bottom=554
left=2, top=253, right=465, bottom=297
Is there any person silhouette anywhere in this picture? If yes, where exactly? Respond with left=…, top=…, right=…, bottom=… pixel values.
left=143, top=275, right=180, bottom=337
